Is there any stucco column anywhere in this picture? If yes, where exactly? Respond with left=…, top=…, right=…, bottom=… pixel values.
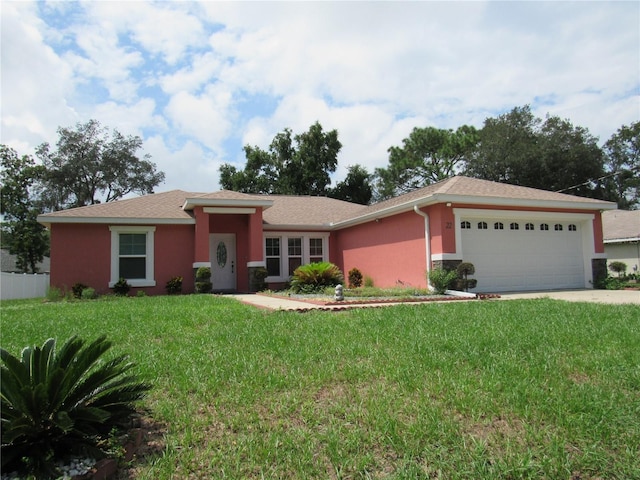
left=193, top=206, right=210, bottom=265
left=247, top=209, right=264, bottom=262
left=247, top=209, right=266, bottom=292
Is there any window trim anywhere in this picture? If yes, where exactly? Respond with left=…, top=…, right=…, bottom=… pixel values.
left=109, top=226, right=156, bottom=287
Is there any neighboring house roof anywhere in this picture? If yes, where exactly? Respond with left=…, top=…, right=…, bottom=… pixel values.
left=37, top=176, right=617, bottom=229
left=1, top=249, right=50, bottom=273
left=602, top=209, right=640, bottom=243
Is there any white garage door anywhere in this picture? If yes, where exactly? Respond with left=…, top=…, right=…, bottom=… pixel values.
left=460, top=218, right=585, bottom=292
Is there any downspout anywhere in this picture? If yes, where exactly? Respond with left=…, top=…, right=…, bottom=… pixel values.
left=413, top=205, right=432, bottom=290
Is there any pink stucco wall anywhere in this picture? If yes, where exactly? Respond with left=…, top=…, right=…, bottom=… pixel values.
left=333, top=211, right=428, bottom=288
left=427, top=204, right=457, bottom=254
left=154, top=225, right=196, bottom=294
left=50, top=223, right=196, bottom=296
left=50, top=223, right=111, bottom=294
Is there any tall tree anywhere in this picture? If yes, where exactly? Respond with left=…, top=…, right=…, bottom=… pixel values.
left=374, top=125, right=479, bottom=200
left=36, top=120, right=165, bottom=210
left=465, top=105, right=606, bottom=198
left=464, top=106, right=540, bottom=185
left=602, top=121, right=640, bottom=209
left=328, top=164, right=373, bottom=205
left=220, top=121, right=341, bottom=196
left=0, top=146, right=49, bottom=273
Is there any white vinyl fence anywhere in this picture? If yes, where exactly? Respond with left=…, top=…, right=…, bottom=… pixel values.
left=1, top=272, right=50, bottom=300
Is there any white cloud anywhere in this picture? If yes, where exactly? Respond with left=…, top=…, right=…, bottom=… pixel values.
left=143, top=135, right=223, bottom=193
left=0, top=2, right=78, bottom=151
left=159, top=52, right=223, bottom=95
left=164, top=85, right=234, bottom=152
left=2, top=0, right=637, bottom=193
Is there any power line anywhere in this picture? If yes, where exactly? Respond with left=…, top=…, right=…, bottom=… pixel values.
left=556, top=166, right=639, bottom=193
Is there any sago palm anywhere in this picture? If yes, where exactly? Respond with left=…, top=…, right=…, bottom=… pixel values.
left=1, top=335, right=151, bottom=478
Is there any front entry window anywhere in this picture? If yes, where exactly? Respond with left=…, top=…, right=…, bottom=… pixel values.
left=265, top=238, right=281, bottom=276
left=264, top=234, right=329, bottom=281
left=310, top=238, right=324, bottom=263
left=288, top=238, right=302, bottom=275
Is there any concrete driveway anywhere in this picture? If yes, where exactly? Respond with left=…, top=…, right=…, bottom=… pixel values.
left=497, top=289, right=640, bottom=305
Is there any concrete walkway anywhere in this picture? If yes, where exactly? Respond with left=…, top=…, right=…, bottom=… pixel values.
left=230, top=294, right=445, bottom=311
left=497, top=289, right=640, bottom=305
left=230, top=289, right=640, bottom=311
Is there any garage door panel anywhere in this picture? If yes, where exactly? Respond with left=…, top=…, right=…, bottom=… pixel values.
left=460, top=219, right=584, bottom=292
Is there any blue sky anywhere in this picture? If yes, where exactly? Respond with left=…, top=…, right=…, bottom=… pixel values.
left=2, top=1, right=638, bottom=194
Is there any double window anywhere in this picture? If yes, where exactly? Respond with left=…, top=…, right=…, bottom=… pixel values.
left=109, top=226, right=155, bottom=287
left=264, top=234, right=327, bottom=279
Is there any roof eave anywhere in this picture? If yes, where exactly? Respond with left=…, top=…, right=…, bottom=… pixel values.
left=262, top=223, right=333, bottom=232
left=183, top=197, right=274, bottom=210
left=37, top=216, right=196, bottom=227
left=604, top=237, right=640, bottom=244
left=437, top=194, right=618, bottom=211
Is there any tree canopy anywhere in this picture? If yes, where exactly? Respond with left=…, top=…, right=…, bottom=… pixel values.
left=464, top=105, right=605, bottom=199
left=328, top=164, right=373, bottom=205
left=0, top=146, right=49, bottom=273
left=220, top=122, right=343, bottom=196
left=601, top=121, right=640, bottom=209
left=1, top=119, right=165, bottom=272
left=36, top=119, right=165, bottom=210
left=374, top=126, right=479, bottom=201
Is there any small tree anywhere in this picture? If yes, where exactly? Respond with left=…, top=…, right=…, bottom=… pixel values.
left=608, top=261, right=627, bottom=278
left=456, top=262, right=477, bottom=292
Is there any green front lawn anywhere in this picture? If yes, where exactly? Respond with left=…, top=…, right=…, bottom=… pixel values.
left=1, top=296, right=639, bottom=479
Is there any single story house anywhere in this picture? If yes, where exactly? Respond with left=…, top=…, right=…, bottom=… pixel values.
left=602, top=209, right=640, bottom=275
left=37, top=175, right=616, bottom=295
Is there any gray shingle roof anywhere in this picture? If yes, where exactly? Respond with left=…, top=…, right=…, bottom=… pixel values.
left=38, top=176, right=616, bottom=228
left=602, top=209, right=640, bottom=242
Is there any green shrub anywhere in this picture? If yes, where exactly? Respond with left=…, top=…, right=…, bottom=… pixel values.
left=166, top=276, right=183, bottom=295
left=348, top=267, right=363, bottom=288
left=195, top=267, right=211, bottom=281
left=195, top=267, right=212, bottom=293
left=112, top=278, right=130, bottom=296
left=290, top=262, right=344, bottom=294
left=71, top=282, right=88, bottom=299
left=608, top=261, right=627, bottom=278
left=136, top=290, right=147, bottom=297
left=80, top=287, right=97, bottom=300
left=45, top=286, right=64, bottom=302
left=0, top=336, right=150, bottom=478
left=251, top=267, right=269, bottom=292
left=364, top=276, right=375, bottom=288
left=428, top=268, right=458, bottom=294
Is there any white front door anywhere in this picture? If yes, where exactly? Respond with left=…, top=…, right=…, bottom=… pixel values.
left=210, top=234, right=237, bottom=291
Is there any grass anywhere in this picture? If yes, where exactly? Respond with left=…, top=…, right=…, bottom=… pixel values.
left=1, top=295, right=639, bottom=479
